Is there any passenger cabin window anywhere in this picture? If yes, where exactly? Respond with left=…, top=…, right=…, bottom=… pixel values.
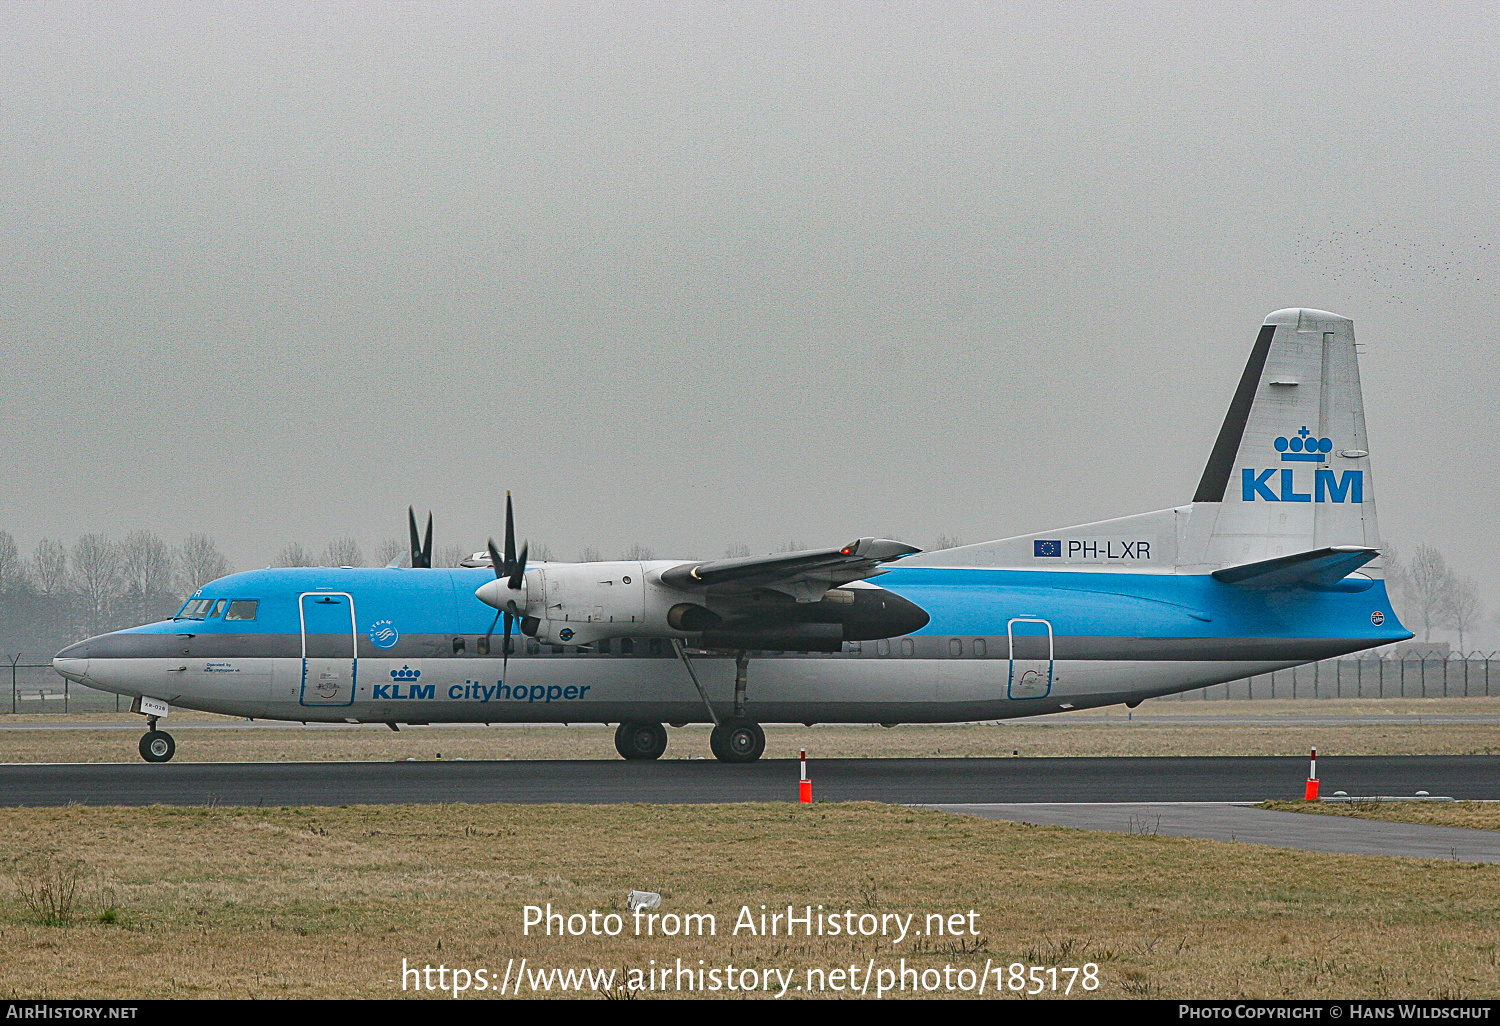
left=224, top=600, right=258, bottom=621
left=175, top=598, right=214, bottom=620
left=526, top=639, right=540, bottom=655
left=949, top=638, right=963, bottom=657
left=901, top=638, right=914, bottom=657
left=620, top=638, right=635, bottom=655
left=847, top=641, right=862, bottom=655
left=598, top=639, right=611, bottom=655
left=477, top=636, right=490, bottom=655
left=452, top=636, right=466, bottom=654
left=876, top=639, right=890, bottom=657
left=973, top=638, right=986, bottom=657
left=649, top=639, right=664, bottom=657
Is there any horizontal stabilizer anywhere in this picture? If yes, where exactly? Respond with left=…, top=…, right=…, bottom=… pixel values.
left=1212, top=546, right=1380, bottom=588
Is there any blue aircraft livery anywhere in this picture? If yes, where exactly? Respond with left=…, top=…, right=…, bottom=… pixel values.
left=53, top=308, right=1411, bottom=763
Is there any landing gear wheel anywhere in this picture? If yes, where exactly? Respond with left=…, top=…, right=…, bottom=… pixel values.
left=614, top=721, right=668, bottom=761
left=139, top=730, right=175, bottom=763
left=709, top=718, right=764, bottom=764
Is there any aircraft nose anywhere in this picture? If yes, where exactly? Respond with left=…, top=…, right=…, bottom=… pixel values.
left=53, top=640, right=91, bottom=684
left=53, top=657, right=89, bottom=684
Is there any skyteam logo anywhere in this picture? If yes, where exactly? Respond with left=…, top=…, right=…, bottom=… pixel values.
left=368, top=620, right=400, bottom=649
left=1243, top=429, right=1363, bottom=503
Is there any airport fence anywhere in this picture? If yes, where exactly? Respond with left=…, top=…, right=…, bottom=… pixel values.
left=6, top=652, right=1499, bottom=714
left=1161, top=654, right=1500, bottom=701
left=5, top=657, right=125, bottom=714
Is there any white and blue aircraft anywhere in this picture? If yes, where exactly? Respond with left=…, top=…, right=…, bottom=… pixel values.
left=55, top=308, right=1411, bottom=763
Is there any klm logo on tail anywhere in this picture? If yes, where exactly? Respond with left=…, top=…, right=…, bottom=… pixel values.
left=1243, top=428, right=1362, bottom=503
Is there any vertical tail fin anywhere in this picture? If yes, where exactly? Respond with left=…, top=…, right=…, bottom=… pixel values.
left=1192, top=308, right=1379, bottom=567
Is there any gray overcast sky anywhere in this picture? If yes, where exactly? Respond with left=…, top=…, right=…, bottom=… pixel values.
left=2, top=2, right=1498, bottom=638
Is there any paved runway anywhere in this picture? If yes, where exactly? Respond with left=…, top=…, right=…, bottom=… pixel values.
left=931, top=803, right=1500, bottom=862
left=2, top=755, right=1495, bottom=807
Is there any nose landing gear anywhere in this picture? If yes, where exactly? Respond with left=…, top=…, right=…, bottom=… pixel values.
left=138, top=716, right=176, bottom=763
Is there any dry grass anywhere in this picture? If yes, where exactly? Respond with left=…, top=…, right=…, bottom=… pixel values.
left=3, top=697, right=1500, bottom=763
left=1, top=803, right=1497, bottom=1000
left=1260, top=801, right=1500, bottom=832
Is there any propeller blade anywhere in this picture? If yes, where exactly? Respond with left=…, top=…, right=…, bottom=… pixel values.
left=509, top=541, right=528, bottom=591
left=486, top=538, right=505, bottom=580
left=408, top=507, right=423, bottom=568
left=421, top=512, right=433, bottom=568
left=504, top=492, right=517, bottom=576
left=502, top=610, right=514, bottom=676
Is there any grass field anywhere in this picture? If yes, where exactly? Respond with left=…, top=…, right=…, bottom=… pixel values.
left=1262, top=801, right=1500, bottom=832
left=3, top=698, right=1499, bottom=763
left=3, top=802, right=1497, bottom=1000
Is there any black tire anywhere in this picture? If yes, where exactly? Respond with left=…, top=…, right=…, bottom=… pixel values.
left=709, top=718, right=764, bottom=764
left=614, top=721, right=668, bottom=761
left=139, top=730, right=175, bottom=763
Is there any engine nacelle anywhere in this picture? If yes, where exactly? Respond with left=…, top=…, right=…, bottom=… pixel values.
left=476, top=560, right=928, bottom=651
left=516, top=561, right=690, bottom=647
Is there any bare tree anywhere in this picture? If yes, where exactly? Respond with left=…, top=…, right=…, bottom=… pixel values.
left=578, top=546, right=602, bottom=563
left=1447, top=576, right=1484, bottom=653
left=119, top=530, right=174, bottom=621
left=437, top=543, right=469, bottom=568
left=530, top=543, right=554, bottom=562
left=176, top=534, right=231, bottom=593
left=775, top=540, right=804, bottom=553
left=320, top=538, right=364, bottom=568
left=274, top=542, right=314, bottom=568
left=1403, top=545, right=1456, bottom=643
left=933, top=534, right=964, bottom=550
left=0, top=531, right=20, bottom=593
left=374, top=538, right=408, bottom=568
left=619, top=543, right=654, bottom=560
left=30, top=539, right=68, bottom=596
left=1380, top=544, right=1410, bottom=620
left=72, top=533, right=121, bottom=635
left=723, top=542, right=750, bottom=558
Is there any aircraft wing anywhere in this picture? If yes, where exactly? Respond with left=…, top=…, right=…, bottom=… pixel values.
left=657, top=538, right=920, bottom=603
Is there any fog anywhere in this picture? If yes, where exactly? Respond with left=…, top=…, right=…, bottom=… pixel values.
left=2, top=2, right=1497, bottom=645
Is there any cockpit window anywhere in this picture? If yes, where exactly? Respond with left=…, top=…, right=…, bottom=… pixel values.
left=224, top=600, right=259, bottom=621
left=175, top=598, right=214, bottom=620
left=208, top=599, right=227, bottom=618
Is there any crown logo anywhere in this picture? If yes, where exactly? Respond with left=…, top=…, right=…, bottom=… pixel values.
left=1275, top=426, right=1332, bottom=463
left=390, top=665, right=421, bottom=681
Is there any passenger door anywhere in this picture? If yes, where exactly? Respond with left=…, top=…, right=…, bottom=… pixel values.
left=1007, top=618, right=1053, bottom=700
left=300, top=592, right=357, bottom=707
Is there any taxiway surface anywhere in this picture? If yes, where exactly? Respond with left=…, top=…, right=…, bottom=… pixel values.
left=3, top=755, right=1495, bottom=807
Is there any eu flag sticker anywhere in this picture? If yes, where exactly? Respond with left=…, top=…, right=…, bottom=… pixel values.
left=1034, top=540, right=1062, bottom=557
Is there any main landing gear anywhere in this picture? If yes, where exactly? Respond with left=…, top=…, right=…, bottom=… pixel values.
left=139, top=716, right=176, bottom=763
left=612, top=717, right=766, bottom=763
left=660, top=642, right=766, bottom=763
left=615, top=721, right=669, bottom=761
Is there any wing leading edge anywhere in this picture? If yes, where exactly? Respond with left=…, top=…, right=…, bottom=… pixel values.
left=658, top=538, right=920, bottom=603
